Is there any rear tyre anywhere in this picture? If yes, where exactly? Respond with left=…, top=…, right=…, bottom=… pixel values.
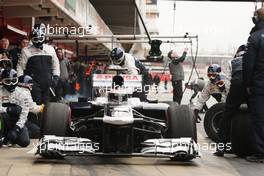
left=167, top=104, right=197, bottom=161
left=231, top=110, right=254, bottom=157
left=40, top=102, right=71, bottom=159
left=204, top=103, right=225, bottom=142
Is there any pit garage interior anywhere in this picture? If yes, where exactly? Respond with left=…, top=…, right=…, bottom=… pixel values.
left=0, top=0, right=148, bottom=59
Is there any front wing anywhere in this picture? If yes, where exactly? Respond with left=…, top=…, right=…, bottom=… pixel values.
left=37, top=135, right=200, bottom=160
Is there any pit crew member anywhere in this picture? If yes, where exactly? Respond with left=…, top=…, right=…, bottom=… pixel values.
left=243, top=8, right=264, bottom=162
left=16, top=23, right=60, bottom=104
left=110, top=47, right=138, bottom=75
left=0, top=69, right=30, bottom=147
left=18, top=75, right=44, bottom=138
left=214, top=45, right=247, bottom=156
left=168, top=48, right=188, bottom=104
left=192, top=64, right=229, bottom=123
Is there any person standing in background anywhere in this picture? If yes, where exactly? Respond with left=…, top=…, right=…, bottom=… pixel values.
left=168, top=48, right=188, bottom=104
left=55, top=48, right=69, bottom=100
left=10, top=36, right=29, bottom=69
left=0, top=38, right=11, bottom=59
left=153, top=74, right=160, bottom=94
left=164, top=77, right=168, bottom=91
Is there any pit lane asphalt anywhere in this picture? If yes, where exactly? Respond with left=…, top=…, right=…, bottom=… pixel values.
left=0, top=89, right=263, bottom=176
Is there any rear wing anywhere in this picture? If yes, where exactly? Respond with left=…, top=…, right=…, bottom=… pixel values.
left=92, top=74, right=142, bottom=90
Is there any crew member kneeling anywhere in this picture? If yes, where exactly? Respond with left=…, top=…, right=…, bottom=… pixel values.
left=0, top=69, right=30, bottom=147
left=192, top=64, right=229, bottom=123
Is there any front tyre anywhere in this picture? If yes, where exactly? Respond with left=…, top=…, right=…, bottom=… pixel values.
left=40, top=103, right=71, bottom=159
left=167, top=104, right=197, bottom=161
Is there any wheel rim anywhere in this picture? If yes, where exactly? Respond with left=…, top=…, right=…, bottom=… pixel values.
left=212, top=111, right=224, bottom=133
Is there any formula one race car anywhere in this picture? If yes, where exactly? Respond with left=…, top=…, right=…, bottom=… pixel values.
left=37, top=67, right=199, bottom=161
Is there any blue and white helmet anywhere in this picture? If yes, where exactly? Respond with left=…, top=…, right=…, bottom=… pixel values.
left=207, top=64, right=221, bottom=80
left=1, top=69, right=18, bottom=92
left=110, top=47, right=125, bottom=65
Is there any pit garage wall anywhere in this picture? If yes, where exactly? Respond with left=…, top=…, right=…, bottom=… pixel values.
left=50, top=0, right=121, bottom=50
left=0, top=0, right=121, bottom=52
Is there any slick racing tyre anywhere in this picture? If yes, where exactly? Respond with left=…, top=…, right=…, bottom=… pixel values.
left=231, top=110, right=254, bottom=157
left=41, top=102, right=71, bottom=136
left=40, top=103, right=71, bottom=159
left=167, top=104, right=197, bottom=161
left=204, top=103, right=225, bottom=142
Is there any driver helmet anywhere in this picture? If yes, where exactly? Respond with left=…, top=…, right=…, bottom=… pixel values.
left=1, top=69, right=18, bottom=92
left=30, top=23, right=46, bottom=49
left=207, top=64, right=221, bottom=82
left=110, top=48, right=125, bottom=65
left=18, top=75, right=33, bottom=91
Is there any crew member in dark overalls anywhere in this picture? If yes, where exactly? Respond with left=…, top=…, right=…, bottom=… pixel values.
left=16, top=23, right=60, bottom=104
left=243, top=8, right=264, bottom=162
left=214, top=44, right=247, bottom=156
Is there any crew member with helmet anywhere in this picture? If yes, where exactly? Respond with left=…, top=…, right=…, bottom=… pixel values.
left=16, top=23, right=60, bottom=104
left=18, top=75, right=44, bottom=138
left=214, top=45, right=247, bottom=156
left=0, top=69, right=30, bottom=147
left=110, top=47, right=138, bottom=75
left=192, top=64, right=229, bottom=122
left=17, top=75, right=44, bottom=113
left=110, top=47, right=151, bottom=100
